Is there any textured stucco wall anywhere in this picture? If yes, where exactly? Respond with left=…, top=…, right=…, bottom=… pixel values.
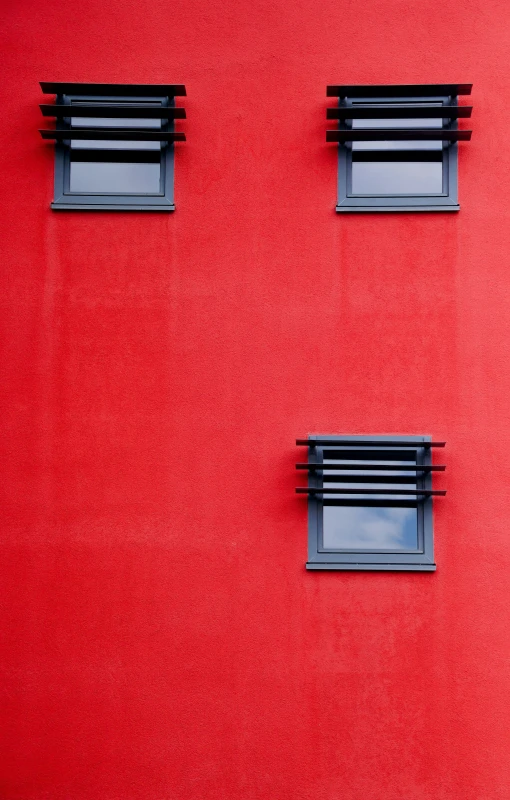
left=1, top=1, right=510, bottom=798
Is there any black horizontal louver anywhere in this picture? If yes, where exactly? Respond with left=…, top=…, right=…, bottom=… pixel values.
left=296, top=437, right=446, bottom=508
left=39, top=82, right=186, bottom=145
left=326, top=83, right=472, bottom=145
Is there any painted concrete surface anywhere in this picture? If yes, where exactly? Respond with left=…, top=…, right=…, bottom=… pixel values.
left=1, top=1, right=510, bottom=798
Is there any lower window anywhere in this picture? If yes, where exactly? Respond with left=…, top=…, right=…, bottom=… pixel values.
left=296, top=435, right=446, bottom=571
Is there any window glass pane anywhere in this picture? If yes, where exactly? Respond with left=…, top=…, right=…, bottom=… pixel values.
left=68, top=101, right=163, bottom=194
left=69, top=162, right=161, bottom=193
left=352, top=160, right=443, bottom=195
left=321, top=450, right=419, bottom=550
left=71, top=102, right=162, bottom=150
left=323, top=506, right=418, bottom=550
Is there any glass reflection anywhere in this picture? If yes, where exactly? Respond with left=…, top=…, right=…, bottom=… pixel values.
left=349, top=102, right=444, bottom=196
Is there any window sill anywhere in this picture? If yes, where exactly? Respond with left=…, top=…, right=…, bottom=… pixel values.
left=306, top=562, right=436, bottom=571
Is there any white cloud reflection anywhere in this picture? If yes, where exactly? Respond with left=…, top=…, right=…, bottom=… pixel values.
left=323, top=506, right=417, bottom=550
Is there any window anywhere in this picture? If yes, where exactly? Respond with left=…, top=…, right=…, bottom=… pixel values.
left=326, top=84, right=472, bottom=212
left=40, top=82, right=186, bottom=211
left=296, top=435, right=446, bottom=570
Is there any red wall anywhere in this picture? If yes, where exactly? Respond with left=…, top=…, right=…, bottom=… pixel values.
left=2, top=1, right=510, bottom=798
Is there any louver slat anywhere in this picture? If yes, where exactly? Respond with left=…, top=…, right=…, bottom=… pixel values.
left=296, top=488, right=446, bottom=496
left=296, top=463, right=446, bottom=471
left=40, top=104, right=186, bottom=119
left=327, top=105, right=472, bottom=119
left=296, top=439, right=445, bottom=447
left=40, top=82, right=186, bottom=96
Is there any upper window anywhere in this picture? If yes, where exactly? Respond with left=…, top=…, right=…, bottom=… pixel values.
left=326, top=83, right=472, bottom=212
left=40, top=82, right=186, bottom=211
left=296, top=435, right=446, bottom=571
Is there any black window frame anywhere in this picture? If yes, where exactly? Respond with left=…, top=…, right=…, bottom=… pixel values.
left=327, top=84, right=472, bottom=213
left=299, top=435, right=443, bottom=571
left=40, top=83, right=186, bottom=211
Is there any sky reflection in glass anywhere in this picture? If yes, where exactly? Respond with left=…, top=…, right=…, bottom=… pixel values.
left=352, top=160, right=443, bottom=194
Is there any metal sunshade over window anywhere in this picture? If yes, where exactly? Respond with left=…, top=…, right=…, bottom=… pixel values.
left=296, top=435, right=446, bottom=571
left=326, top=83, right=473, bottom=212
left=39, top=82, right=186, bottom=211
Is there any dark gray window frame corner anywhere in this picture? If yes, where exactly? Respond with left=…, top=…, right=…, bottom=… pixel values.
left=39, top=82, right=186, bottom=211
left=295, top=434, right=447, bottom=571
left=325, top=83, right=473, bottom=213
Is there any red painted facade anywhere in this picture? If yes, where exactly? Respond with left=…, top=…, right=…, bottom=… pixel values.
left=2, top=1, right=510, bottom=798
